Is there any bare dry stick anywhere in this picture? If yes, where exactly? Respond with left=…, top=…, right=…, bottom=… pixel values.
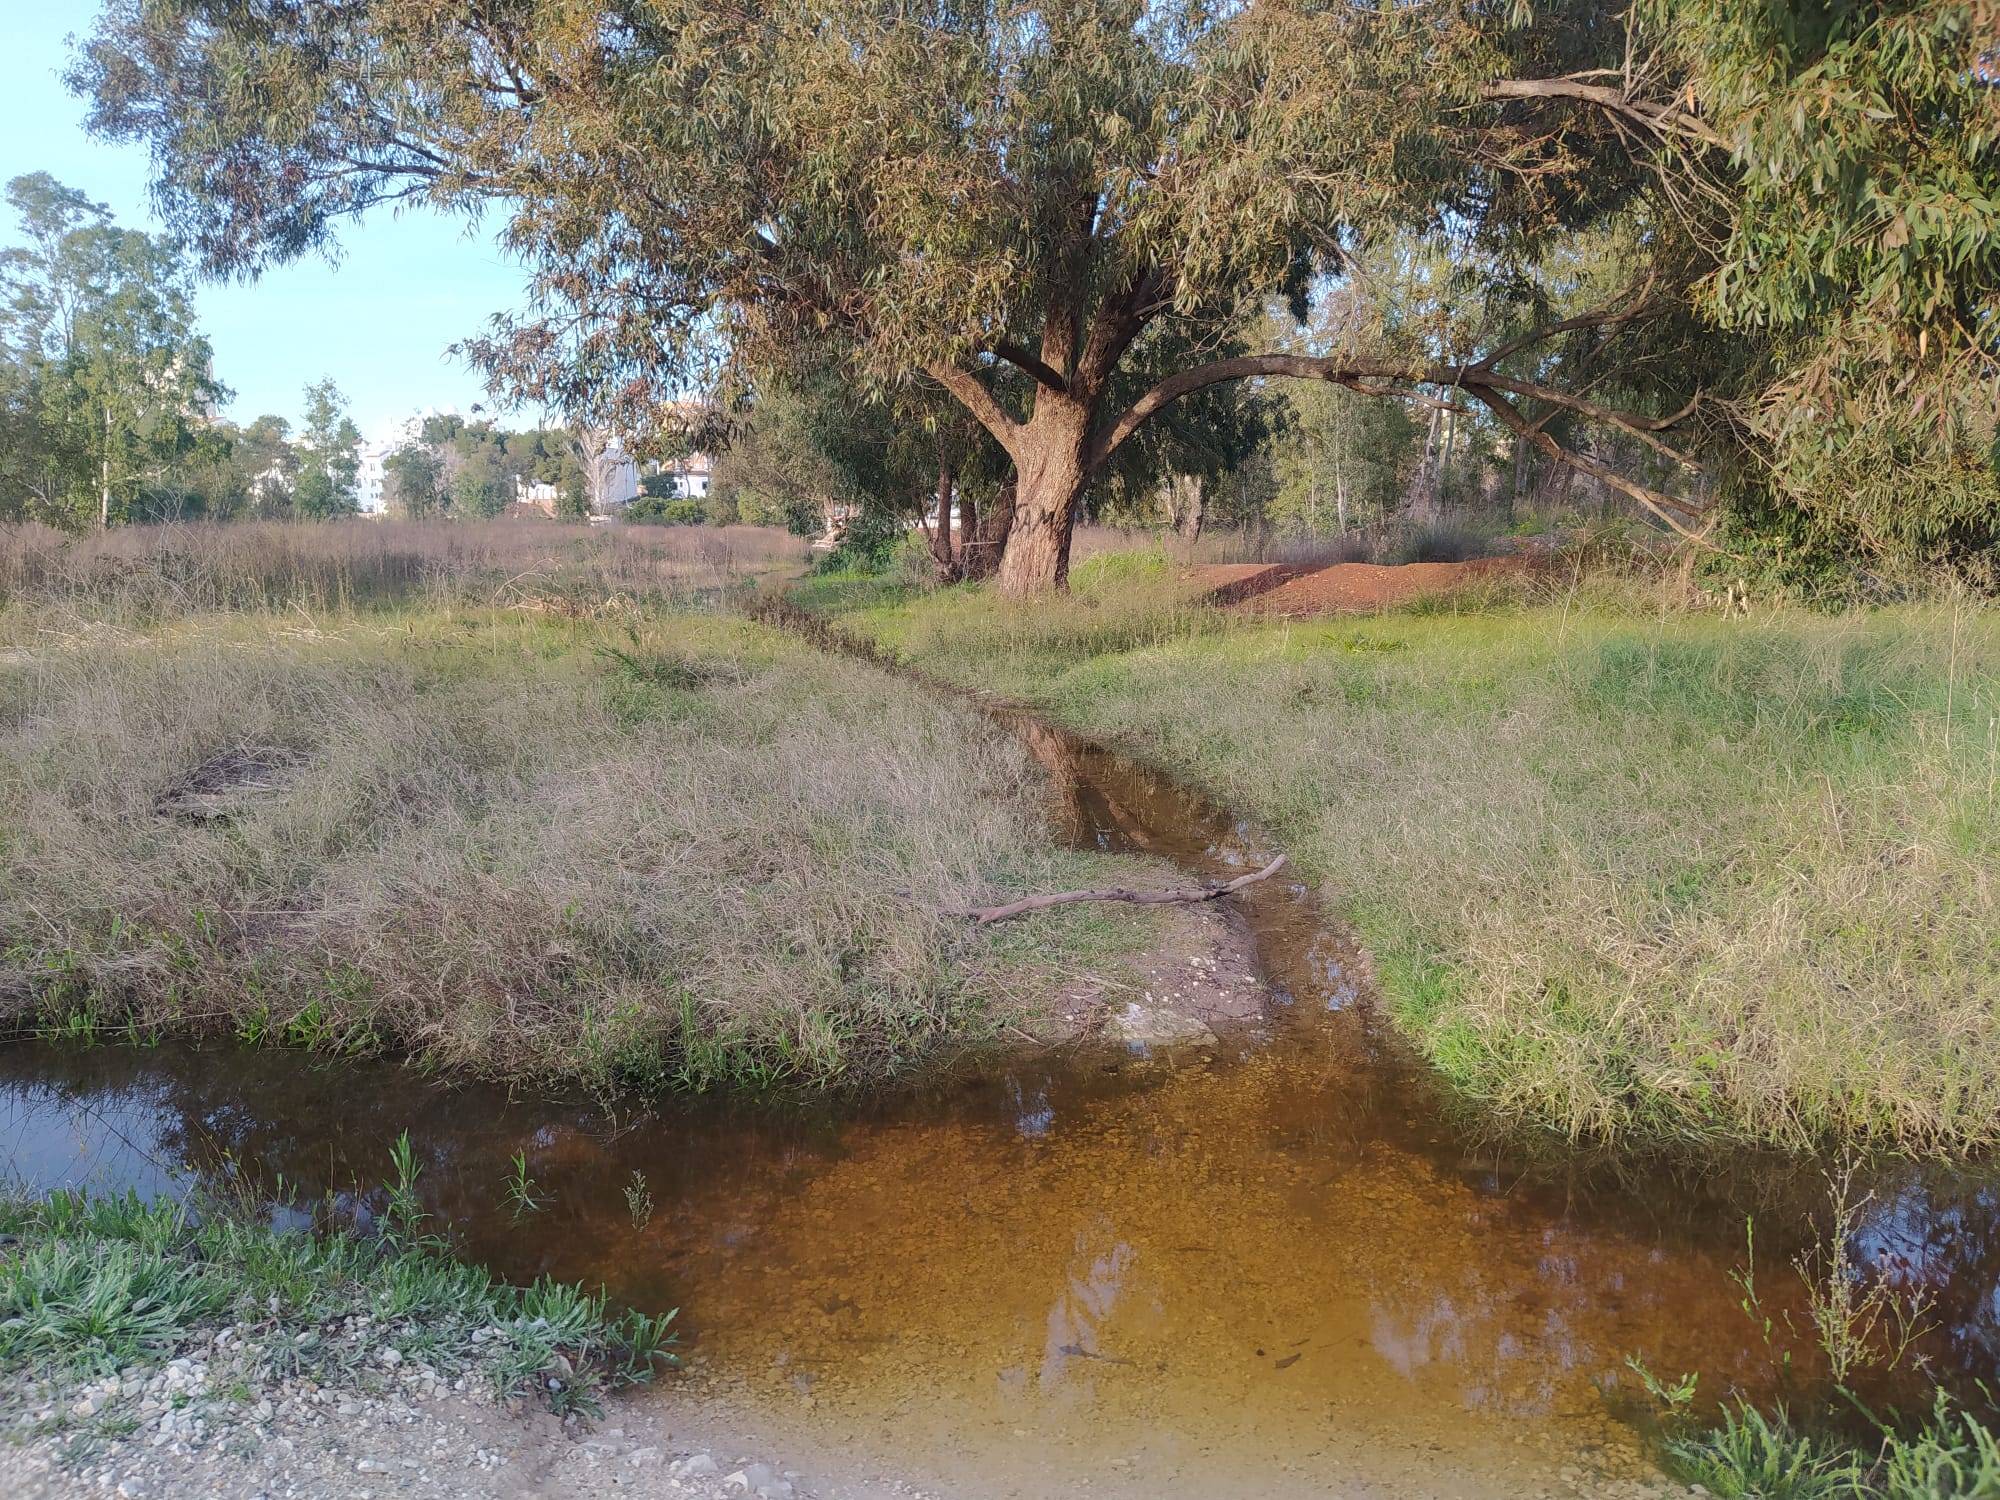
left=950, top=854, right=1289, bottom=925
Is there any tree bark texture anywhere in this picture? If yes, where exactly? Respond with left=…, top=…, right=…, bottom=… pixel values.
left=926, top=466, right=960, bottom=582
left=996, top=396, right=1092, bottom=597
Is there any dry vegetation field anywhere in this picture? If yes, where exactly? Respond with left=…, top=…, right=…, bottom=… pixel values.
left=0, top=518, right=806, bottom=629
left=823, top=550, right=2000, bottom=1153
left=0, top=520, right=1154, bottom=1091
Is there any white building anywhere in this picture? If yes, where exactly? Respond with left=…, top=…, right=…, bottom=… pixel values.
left=354, top=409, right=463, bottom=514
left=641, top=452, right=713, bottom=501
left=354, top=439, right=393, bottom=514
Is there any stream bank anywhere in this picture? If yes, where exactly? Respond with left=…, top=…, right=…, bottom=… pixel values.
left=5, top=646, right=1996, bottom=1498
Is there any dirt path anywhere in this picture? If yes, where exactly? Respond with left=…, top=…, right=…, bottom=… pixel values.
left=1191, top=556, right=1538, bottom=615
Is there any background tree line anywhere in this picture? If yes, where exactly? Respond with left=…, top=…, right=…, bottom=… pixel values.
left=21, top=0, right=2000, bottom=591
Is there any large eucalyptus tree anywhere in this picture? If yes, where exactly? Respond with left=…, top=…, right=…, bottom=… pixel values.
left=73, top=0, right=1729, bottom=587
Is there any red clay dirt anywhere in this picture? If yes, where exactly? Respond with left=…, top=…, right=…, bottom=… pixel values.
left=1190, top=554, right=1537, bottom=616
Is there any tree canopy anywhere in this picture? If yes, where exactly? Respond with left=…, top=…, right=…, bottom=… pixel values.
left=70, top=0, right=2000, bottom=583
left=0, top=171, right=226, bottom=526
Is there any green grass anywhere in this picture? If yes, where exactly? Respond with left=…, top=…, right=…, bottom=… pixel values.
left=0, top=1159, right=675, bottom=1445
left=1663, top=1396, right=2000, bottom=1499
left=811, top=562, right=2000, bottom=1152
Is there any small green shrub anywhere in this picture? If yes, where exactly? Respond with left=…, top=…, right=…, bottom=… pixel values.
left=627, top=494, right=706, bottom=526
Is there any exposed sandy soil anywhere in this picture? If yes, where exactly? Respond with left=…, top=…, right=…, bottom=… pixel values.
left=1011, top=890, right=1269, bottom=1048
left=0, top=1374, right=1684, bottom=1500
left=1190, top=556, right=1538, bottom=616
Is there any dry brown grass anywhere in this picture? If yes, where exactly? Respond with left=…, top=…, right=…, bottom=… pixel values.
left=0, top=521, right=1158, bottom=1092
left=0, top=608, right=1150, bottom=1090
left=0, top=518, right=806, bottom=632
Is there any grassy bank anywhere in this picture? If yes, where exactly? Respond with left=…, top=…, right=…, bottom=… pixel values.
left=0, top=521, right=1158, bottom=1093
left=1, top=1156, right=673, bottom=1456
left=814, top=553, right=2000, bottom=1152
left=1662, top=1397, right=2000, bottom=1499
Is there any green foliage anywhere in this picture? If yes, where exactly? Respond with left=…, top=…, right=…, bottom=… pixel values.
left=293, top=378, right=361, bottom=519
left=0, top=173, right=228, bottom=528
left=814, top=512, right=909, bottom=575
left=1628, top=0, right=2000, bottom=563
left=0, top=1171, right=676, bottom=1425
left=626, top=493, right=704, bottom=525
left=384, top=444, right=444, bottom=519
left=1665, top=1404, right=1856, bottom=1499
left=69, top=0, right=1713, bottom=586
left=1661, top=1392, right=2000, bottom=1500
left=64, top=0, right=2000, bottom=567
left=502, top=1150, right=547, bottom=1219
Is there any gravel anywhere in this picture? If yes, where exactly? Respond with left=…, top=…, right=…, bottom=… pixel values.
left=0, top=1368, right=820, bottom=1500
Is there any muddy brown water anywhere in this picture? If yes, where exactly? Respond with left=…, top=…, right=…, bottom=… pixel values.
left=7, top=709, right=2000, bottom=1497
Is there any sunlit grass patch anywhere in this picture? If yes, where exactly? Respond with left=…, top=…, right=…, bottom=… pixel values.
left=822, top=565, right=2000, bottom=1151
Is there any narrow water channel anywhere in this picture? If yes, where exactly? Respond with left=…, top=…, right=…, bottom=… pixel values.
left=6, top=705, right=1999, bottom=1497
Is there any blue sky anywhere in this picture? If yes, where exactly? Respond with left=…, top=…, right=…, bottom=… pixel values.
left=1, top=3, right=532, bottom=436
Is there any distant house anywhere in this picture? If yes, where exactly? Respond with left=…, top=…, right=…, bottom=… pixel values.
left=641, top=451, right=714, bottom=501
left=515, top=477, right=562, bottom=515
left=354, top=408, right=462, bottom=514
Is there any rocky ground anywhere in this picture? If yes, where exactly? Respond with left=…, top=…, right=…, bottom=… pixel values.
left=1016, top=893, right=1272, bottom=1050
left=0, top=1373, right=1707, bottom=1500
left=0, top=1346, right=937, bottom=1500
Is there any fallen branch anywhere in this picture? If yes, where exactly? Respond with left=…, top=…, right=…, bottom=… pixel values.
left=949, top=854, right=1288, bottom=925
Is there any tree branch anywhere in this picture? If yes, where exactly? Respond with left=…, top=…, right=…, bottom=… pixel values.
left=1089, top=351, right=1708, bottom=529
left=1481, top=78, right=1727, bottom=151
left=1472, top=274, right=1659, bottom=371
left=1074, top=267, right=1171, bottom=397
left=948, top=855, right=1288, bottom=925
left=925, top=361, right=1021, bottom=450
left=992, top=340, right=1067, bottom=393
left=1474, top=387, right=1711, bottom=538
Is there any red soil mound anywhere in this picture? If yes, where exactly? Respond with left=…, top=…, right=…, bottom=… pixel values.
left=1190, top=555, right=1535, bottom=616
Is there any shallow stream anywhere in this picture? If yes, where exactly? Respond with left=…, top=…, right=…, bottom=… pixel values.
left=7, top=706, right=1999, bottom=1496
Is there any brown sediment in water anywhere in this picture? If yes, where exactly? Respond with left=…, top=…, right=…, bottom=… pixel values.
left=5, top=704, right=1997, bottom=1498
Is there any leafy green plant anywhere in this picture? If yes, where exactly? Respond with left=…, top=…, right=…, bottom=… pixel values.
left=379, top=1132, right=436, bottom=1252
left=1626, top=1354, right=1699, bottom=1422
left=623, top=1171, right=654, bottom=1230
left=1665, top=1402, right=1856, bottom=1500
left=1, top=1172, right=678, bottom=1434
left=502, top=1150, right=546, bottom=1219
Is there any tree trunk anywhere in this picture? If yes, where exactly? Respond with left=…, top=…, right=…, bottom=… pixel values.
left=927, top=467, right=960, bottom=583
left=1408, top=405, right=1443, bottom=524
left=959, top=487, right=983, bottom=577
left=961, top=480, right=1013, bottom=581
left=996, top=399, right=1091, bottom=597
left=1170, top=474, right=1205, bottom=543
